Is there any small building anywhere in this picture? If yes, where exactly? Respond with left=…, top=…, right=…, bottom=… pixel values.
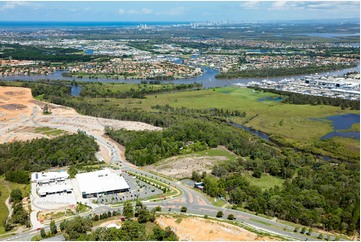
left=31, top=171, right=69, bottom=185
left=76, top=169, right=130, bottom=198
left=37, top=181, right=73, bottom=197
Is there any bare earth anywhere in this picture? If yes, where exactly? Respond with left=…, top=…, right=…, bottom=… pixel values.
left=0, top=86, right=161, bottom=162
left=144, top=155, right=228, bottom=179
left=156, top=215, right=276, bottom=241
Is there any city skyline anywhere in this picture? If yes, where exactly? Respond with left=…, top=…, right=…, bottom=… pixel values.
left=0, top=1, right=359, bottom=22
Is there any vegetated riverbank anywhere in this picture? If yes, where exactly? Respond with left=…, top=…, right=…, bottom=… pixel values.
left=215, top=63, right=358, bottom=79
left=1, top=64, right=359, bottom=89
left=0, top=81, right=359, bottom=236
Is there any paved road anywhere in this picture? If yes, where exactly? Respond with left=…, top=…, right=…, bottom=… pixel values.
left=0, top=104, right=338, bottom=241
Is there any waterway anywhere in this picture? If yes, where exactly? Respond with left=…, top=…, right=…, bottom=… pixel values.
left=295, top=33, right=360, bottom=39
left=311, top=113, right=360, bottom=140
left=229, top=122, right=270, bottom=141
left=1, top=64, right=360, bottom=89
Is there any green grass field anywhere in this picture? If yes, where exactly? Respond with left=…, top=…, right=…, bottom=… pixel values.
left=0, top=178, right=30, bottom=234
left=194, top=147, right=238, bottom=161
left=152, top=147, right=238, bottom=167
left=243, top=173, right=285, bottom=191
left=93, top=86, right=358, bottom=159
left=34, top=127, right=66, bottom=137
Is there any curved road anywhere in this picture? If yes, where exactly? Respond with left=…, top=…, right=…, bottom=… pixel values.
left=0, top=103, right=337, bottom=241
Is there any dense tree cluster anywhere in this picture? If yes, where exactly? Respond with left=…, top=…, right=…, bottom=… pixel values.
left=0, top=131, right=99, bottom=176
left=5, top=170, right=30, bottom=184
left=106, top=119, right=279, bottom=166
left=8, top=189, right=30, bottom=229
left=251, top=87, right=359, bottom=110
left=199, top=152, right=360, bottom=235
left=151, top=104, right=246, bottom=118
left=58, top=205, right=177, bottom=241
left=2, top=81, right=358, bottom=235
left=0, top=80, right=71, bottom=98
left=0, top=44, right=95, bottom=62
left=79, top=82, right=201, bottom=99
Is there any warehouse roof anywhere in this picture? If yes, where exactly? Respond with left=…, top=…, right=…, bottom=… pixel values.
left=31, top=171, right=69, bottom=184
left=76, top=169, right=129, bottom=195
left=37, top=181, right=73, bottom=196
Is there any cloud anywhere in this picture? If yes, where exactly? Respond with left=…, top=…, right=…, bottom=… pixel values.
left=242, top=1, right=261, bottom=10
left=269, top=1, right=360, bottom=11
left=118, top=8, right=125, bottom=15
left=0, top=1, right=28, bottom=11
left=118, top=6, right=184, bottom=16
left=127, top=9, right=139, bottom=15
left=164, top=7, right=186, bottom=16
left=269, top=1, right=289, bottom=10
left=142, top=8, right=153, bottom=14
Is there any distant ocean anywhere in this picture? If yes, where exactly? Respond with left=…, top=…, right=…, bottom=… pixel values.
left=0, top=21, right=192, bottom=30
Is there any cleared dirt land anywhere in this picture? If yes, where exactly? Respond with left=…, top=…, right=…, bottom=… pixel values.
left=156, top=215, right=276, bottom=241
left=0, top=86, right=161, bottom=162
left=144, top=147, right=235, bottom=179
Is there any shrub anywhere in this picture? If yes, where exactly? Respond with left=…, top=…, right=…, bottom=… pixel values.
left=227, top=214, right=235, bottom=220
left=216, top=211, right=223, bottom=218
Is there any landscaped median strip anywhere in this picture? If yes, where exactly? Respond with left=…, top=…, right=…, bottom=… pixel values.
left=125, top=171, right=182, bottom=201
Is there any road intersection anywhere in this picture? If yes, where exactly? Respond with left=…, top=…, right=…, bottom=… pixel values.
left=1, top=100, right=331, bottom=241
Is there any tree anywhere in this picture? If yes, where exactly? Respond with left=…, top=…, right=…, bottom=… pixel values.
left=180, top=207, right=187, bottom=213
left=191, top=171, right=202, bottom=182
left=123, top=201, right=134, bottom=219
left=50, top=220, right=57, bottom=235
left=93, top=214, right=99, bottom=221
left=155, top=206, right=161, bottom=212
left=227, top=214, right=235, bottom=220
left=59, top=220, right=66, bottom=231
left=138, top=209, right=150, bottom=223
left=10, top=189, right=23, bottom=203
left=40, top=228, right=46, bottom=238
left=67, top=166, right=78, bottom=178
left=301, top=227, right=307, bottom=234
left=3, top=222, right=12, bottom=232
left=216, top=211, right=223, bottom=218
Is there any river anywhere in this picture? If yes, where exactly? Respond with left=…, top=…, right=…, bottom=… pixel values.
left=1, top=64, right=360, bottom=89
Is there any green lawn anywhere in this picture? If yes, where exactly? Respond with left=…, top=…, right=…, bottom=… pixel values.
left=95, top=86, right=358, bottom=160
left=243, top=173, right=285, bottom=191
left=104, top=87, right=357, bottom=142
left=0, top=178, right=30, bottom=234
left=194, top=147, right=238, bottom=161
left=34, top=127, right=66, bottom=137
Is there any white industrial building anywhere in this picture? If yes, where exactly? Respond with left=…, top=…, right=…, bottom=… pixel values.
left=31, top=171, right=69, bottom=185
left=76, top=169, right=130, bottom=198
left=37, top=181, right=73, bottom=197
left=31, top=171, right=72, bottom=197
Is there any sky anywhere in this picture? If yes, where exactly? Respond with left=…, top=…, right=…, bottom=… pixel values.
left=0, top=1, right=359, bottom=22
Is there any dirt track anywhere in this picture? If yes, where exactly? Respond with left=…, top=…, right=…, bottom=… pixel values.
left=0, top=86, right=161, bottom=162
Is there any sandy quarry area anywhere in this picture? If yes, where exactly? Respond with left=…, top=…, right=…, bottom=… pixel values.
left=0, top=87, right=33, bottom=120
left=0, top=86, right=161, bottom=162
left=156, top=215, right=276, bottom=241
left=144, top=154, right=228, bottom=179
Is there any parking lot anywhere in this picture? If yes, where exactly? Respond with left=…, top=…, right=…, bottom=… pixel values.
left=96, top=173, right=163, bottom=205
